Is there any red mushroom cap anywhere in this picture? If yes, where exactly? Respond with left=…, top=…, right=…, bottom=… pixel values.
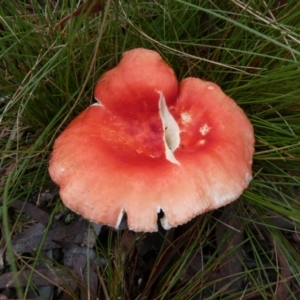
left=94, top=48, right=178, bottom=119
left=49, top=48, right=254, bottom=232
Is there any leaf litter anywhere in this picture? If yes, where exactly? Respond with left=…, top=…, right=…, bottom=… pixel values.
left=1, top=187, right=300, bottom=299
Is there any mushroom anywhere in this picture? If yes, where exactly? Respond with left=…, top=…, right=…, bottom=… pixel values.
left=49, top=48, right=254, bottom=232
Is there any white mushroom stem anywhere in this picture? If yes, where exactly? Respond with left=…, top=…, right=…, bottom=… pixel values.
left=158, top=91, right=180, bottom=165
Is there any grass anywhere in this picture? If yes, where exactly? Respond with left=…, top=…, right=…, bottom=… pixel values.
left=1, top=0, right=300, bottom=299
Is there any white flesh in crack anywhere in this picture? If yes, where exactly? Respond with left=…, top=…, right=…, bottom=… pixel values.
left=158, top=92, right=180, bottom=165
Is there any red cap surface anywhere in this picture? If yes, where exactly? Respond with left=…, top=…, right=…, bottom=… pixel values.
left=49, top=48, right=254, bottom=232
left=94, top=48, right=178, bottom=119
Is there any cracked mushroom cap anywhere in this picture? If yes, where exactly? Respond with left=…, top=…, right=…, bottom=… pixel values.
left=49, top=48, right=255, bottom=232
